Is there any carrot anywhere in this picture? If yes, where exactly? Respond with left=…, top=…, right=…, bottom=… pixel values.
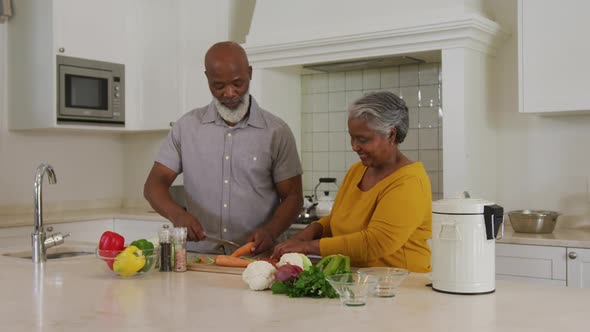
left=231, top=241, right=255, bottom=258
left=215, top=255, right=252, bottom=268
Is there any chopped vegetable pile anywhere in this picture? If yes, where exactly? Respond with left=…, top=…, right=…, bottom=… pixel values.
left=239, top=253, right=352, bottom=299
left=271, top=254, right=351, bottom=298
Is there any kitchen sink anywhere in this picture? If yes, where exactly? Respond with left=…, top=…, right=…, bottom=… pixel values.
left=2, top=246, right=95, bottom=260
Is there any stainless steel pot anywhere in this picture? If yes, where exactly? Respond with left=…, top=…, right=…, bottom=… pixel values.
left=507, top=210, right=560, bottom=233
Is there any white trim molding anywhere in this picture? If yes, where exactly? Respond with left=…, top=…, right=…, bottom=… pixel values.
left=243, top=14, right=508, bottom=68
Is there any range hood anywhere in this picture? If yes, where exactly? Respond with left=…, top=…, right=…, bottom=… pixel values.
left=243, top=2, right=507, bottom=202
left=303, top=55, right=425, bottom=73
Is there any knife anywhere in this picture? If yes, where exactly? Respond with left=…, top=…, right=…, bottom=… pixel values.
left=204, top=235, right=241, bottom=248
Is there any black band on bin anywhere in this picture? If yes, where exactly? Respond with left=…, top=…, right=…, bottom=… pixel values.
left=484, top=204, right=504, bottom=240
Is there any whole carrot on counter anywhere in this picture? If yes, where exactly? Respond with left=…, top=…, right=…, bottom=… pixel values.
left=215, top=255, right=252, bottom=268
left=231, top=241, right=255, bottom=258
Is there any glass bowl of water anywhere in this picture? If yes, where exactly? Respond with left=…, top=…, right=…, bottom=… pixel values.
left=325, top=273, right=377, bottom=306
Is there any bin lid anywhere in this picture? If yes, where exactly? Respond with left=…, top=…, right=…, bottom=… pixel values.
left=432, top=198, right=496, bottom=214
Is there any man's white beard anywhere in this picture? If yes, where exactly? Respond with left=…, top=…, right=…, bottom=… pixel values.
left=214, top=92, right=250, bottom=124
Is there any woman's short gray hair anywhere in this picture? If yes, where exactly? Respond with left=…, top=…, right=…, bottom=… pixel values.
left=348, top=91, right=409, bottom=144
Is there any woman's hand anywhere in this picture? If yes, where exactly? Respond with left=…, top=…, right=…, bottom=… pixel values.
left=271, top=239, right=320, bottom=259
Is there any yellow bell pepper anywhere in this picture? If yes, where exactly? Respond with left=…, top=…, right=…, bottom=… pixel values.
left=113, top=245, right=146, bottom=277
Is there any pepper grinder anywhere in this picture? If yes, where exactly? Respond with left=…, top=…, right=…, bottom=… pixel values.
left=159, top=224, right=172, bottom=272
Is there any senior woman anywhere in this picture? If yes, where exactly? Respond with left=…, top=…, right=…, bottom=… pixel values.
left=272, top=91, right=432, bottom=272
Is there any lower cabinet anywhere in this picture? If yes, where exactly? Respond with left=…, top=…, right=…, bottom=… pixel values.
left=496, top=243, right=590, bottom=288
left=0, top=218, right=171, bottom=244
left=0, top=219, right=114, bottom=243
left=0, top=225, right=32, bottom=239
left=566, top=248, right=590, bottom=288
left=48, top=219, right=114, bottom=243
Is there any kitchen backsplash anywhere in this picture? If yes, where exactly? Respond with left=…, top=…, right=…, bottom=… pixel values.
left=300, top=63, right=443, bottom=200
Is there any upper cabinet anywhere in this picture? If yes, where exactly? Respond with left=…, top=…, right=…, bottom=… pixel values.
left=7, top=0, right=128, bottom=131
left=53, top=0, right=126, bottom=64
left=6, top=0, right=231, bottom=132
left=124, top=1, right=181, bottom=131
left=518, top=0, right=590, bottom=114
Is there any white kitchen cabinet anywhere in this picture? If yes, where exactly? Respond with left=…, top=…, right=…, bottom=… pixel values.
left=7, top=0, right=231, bottom=132
left=6, top=0, right=128, bottom=131
left=125, top=1, right=233, bottom=130
left=0, top=225, right=31, bottom=239
left=53, top=0, right=126, bottom=64
left=496, top=243, right=567, bottom=287
left=124, top=1, right=181, bottom=131
left=0, top=219, right=113, bottom=243
left=566, top=248, right=590, bottom=288
left=176, top=1, right=232, bottom=115
left=0, top=218, right=170, bottom=244
left=113, top=218, right=172, bottom=242
left=125, top=0, right=233, bottom=129
left=497, top=243, right=590, bottom=288
left=518, top=0, right=590, bottom=114
left=47, top=219, right=114, bottom=243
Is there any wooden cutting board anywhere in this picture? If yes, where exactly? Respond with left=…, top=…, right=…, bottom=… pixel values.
left=186, top=263, right=245, bottom=275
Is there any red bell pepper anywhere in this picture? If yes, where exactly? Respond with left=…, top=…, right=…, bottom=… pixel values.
left=98, top=231, right=125, bottom=270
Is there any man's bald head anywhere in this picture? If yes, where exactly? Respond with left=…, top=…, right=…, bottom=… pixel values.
left=205, top=41, right=250, bottom=70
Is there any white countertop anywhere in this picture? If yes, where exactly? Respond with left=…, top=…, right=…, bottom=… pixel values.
left=499, top=225, right=590, bottom=248
left=0, top=235, right=588, bottom=332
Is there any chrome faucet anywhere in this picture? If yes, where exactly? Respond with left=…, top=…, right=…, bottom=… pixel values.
left=32, top=163, right=69, bottom=263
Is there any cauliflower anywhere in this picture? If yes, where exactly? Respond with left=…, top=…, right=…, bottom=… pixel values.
left=277, top=253, right=312, bottom=271
left=241, top=260, right=277, bottom=291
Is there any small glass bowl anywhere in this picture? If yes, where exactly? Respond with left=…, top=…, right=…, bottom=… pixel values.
left=357, top=267, right=409, bottom=297
left=96, top=247, right=159, bottom=278
left=325, top=273, right=378, bottom=306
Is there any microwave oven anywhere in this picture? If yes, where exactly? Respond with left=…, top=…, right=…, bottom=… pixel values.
left=57, top=55, right=125, bottom=126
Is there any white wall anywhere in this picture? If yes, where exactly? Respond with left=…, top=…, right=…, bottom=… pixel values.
left=121, top=132, right=168, bottom=208
left=0, top=25, right=126, bottom=215
left=490, top=0, right=590, bottom=221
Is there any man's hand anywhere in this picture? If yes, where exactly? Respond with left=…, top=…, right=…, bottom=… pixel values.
left=248, top=228, right=275, bottom=255
left=171, top=212, right=205, bottom=241
left=144, top=163, right=206, bottom=240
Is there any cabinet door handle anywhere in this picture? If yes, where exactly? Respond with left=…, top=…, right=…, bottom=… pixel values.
left=568, top=252, right=578, bottom=259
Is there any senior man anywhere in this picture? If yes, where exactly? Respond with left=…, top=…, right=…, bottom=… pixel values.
left=144, top=41, right=303, bottom=255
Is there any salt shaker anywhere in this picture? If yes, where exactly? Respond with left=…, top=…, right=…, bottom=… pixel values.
left=173, top=227, right=187, bottom=272
left=159, top=224, right=172, bottom=272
